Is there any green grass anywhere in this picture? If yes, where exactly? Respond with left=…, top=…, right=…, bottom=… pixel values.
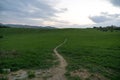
left=59, top=29, right=120, bottom=80
left=0, top=28, right=120, bottom=80
left=0, top=28, right=65, bottom=71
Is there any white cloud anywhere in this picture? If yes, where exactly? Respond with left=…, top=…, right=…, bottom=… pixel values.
left=0, top=0, right=120, bottom=28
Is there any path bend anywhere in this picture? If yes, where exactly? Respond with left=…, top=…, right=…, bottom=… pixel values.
left=48, top=39, right=67, bottom=80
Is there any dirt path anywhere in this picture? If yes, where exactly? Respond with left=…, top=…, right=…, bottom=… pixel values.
left=6, top=39, right=68, bottom=80
left=54, top=39, right=67, bottom=69
left=48, top=39, right=67, bottom=80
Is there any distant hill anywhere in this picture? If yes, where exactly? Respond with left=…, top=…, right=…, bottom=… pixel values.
left=0, top=23, right=56, bottom=29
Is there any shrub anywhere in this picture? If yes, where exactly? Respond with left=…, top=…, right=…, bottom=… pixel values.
left=0, top=74, right=8, bottom=80
left=0, top=35, right=3, bottom=38
left=27, top=70, right=35, bottom=78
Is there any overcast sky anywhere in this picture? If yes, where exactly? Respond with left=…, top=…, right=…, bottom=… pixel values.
left=0, top=0, right=120, bottom=28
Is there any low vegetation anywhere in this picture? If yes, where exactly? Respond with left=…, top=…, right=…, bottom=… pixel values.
left=0, top=36, right=3, bottom=39
left=0, top=28, right=64, bottom=72
left=27, top=70, right=35, bottom=78
left=59, top=29, right=120, bottom=80
left=0, top=28, right=120, bottom=80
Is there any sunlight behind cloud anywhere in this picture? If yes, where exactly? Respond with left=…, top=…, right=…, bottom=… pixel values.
left=0, top=0, right=120, bottom=28
left=56, top=0, right=120, bottom=26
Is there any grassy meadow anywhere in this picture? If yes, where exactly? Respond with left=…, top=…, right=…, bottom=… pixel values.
left=0, top=28, right=120, bottom=80
left=0, top=28, right=65, bottom=71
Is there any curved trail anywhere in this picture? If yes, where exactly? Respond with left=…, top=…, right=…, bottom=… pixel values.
left=7, top=39, right=68, bottom=80
left=48, top=39, right=67, bottom=80
left=54, top=39, right=67, bottom=68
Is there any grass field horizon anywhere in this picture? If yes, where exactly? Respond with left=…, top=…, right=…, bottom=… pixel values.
left=0, top=28, right=120, bottom=80
left=1, top=0, right=120, bottom=80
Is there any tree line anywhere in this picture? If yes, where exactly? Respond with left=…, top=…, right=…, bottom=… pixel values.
left=93, top=25, right=120, bottom=32
left=0, top=23, right=10, bottom=28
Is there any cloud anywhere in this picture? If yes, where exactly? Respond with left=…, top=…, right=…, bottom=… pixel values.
left=89, top=16, right=111, bottom=23
left=109, top=0, right=120, bottom=7
left=90, top=19, right=120, bottom=27
left=0, top=0, right=67, bottom=25
left=89, top=12, right=120, bottom=23
left=88, top=12, right=120, bottom=27
left=59, top=8, right=68, bottom=12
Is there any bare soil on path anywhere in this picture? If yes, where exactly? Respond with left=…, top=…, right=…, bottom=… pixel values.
left=6, top=39, right=68, bottom=80
left=48, top=39, right=67, bottom=80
